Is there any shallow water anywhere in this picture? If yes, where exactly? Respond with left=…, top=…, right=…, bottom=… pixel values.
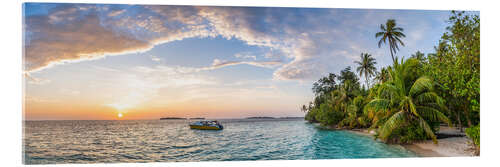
left=23, top=119, right=417, bottom=164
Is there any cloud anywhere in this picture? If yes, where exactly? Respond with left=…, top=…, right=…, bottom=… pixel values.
left=25, top=7, right=152, bottom=72
left=104, top=64, right=219, bottom=110
left=24, top=5, right=207, bottom=73
left=60, top=88, right=81, bottom=95
left=135, top=58, right=282, bottom=76
left=113, top=58, right=283, bottom=108
left=234, top=52, right=257, bottom=60
left=91, top=65, right=121, bottom=72
left=24, top=4, right=448, bottom=81
left=107, top=9, right=125, bottom=17
left=210, top=59, right=282, bottom=69
left=25, top=96, right=58, bottom=103
left=24, top=73, right=51, bottom=85
left=150, top=55, right=162, bottom=62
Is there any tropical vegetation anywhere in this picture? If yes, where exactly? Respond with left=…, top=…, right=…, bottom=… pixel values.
left=355, top=53, right=377, bottom=89
left=303, top=11, right=479, bottom=149
left=376, top=19, right=406, bottom=62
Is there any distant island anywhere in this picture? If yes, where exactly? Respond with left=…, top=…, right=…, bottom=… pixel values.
left=245, top=117, right=275, bottom=119
left=245, top=116, right=304, bottom=119
left=159, top=117, right=205, bottom=120
left=278, top=117, right=304, bottom=119
left=160, top=117, right=187, bottom=120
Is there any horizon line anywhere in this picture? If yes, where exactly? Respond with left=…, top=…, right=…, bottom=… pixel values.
left=23, top=116, right=305, bottom=121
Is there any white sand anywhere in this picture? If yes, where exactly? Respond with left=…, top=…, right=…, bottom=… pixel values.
left=348, top=126, right=477, bottom=157
left=404, top=126, right=476, bottom=157
left=405, top=137, right=476, bottom=157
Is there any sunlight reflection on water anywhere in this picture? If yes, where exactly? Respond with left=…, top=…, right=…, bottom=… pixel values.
left=23, top=119, right=417, bottom=164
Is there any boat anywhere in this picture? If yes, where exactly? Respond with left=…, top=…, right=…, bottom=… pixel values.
left=189, top=120, right=224, bottom=130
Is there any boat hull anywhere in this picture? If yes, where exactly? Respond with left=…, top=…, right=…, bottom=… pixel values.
left=189, top=125, right=223, bottom=130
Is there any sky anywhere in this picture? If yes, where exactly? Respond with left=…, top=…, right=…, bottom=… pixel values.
left=23, top=3, right=453, bottom=120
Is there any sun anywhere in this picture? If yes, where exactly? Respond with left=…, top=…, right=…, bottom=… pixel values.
left=118, top=113, right=123, bottom=118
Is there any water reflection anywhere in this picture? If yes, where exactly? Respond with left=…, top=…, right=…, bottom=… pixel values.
left=24, top=119, right=416, bottom=164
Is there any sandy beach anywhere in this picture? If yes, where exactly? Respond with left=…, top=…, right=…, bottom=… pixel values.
left=347, top=126, right=476, bottom=157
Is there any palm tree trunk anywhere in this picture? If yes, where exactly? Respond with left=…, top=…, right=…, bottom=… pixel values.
left=450, top=103, right=463, bottom=132
left=457, top=108, right=463, bottom=132
left=389, top=45, right=395, bottom=63
left=463, top=104, right=473, bottom=127
left=365, top=75, right=369, bottom=90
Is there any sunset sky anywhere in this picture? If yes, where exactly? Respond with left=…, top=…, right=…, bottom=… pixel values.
left=23, top=3, right=452, bottom=120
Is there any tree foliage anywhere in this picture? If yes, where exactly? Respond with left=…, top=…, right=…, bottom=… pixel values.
left=312, top=73, right=337, bottom=96
left=376, top=19, right=406, bottom=62
left=355, top=53, right=377, bottom=89
left=365, top=58, right=450, bottom=144
left=303, top=11, right=478, bottom=145
left=426, top=11, right=480, bottom=128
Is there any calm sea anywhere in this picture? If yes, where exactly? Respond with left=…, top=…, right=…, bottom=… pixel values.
left=23, top=119, right=417, bottom=164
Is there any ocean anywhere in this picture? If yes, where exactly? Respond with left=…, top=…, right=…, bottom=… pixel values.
left=23, top=119, right=417, bottom=164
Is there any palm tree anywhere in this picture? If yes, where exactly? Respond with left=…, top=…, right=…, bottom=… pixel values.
left=329, top=80, right=352, bottom=114
left=411, top=51, right=426, bottom=63
left=364, top=58, right=450, bottom=144
left=355, top=53, right=377, bottom=89
left=376, top=19, right=406, bottom=63
left=375, top=67, right=390, bottom=84
left=301, top=104, right=308, bottom=113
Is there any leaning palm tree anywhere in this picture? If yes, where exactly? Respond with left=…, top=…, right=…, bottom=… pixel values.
left=355, top=53, right=377, bottom=89
left=364, top=58, right=450, bottom=144
left=376, top=19, right=406, bottom=63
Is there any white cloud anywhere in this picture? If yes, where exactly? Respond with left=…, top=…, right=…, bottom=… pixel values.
left=234, top=52, right=257, bottom=60
left=25, top=5, right=448, bottom=82
left=25, top=96, right=58, bottom=103
left=107, top=9, right=125, bottom=17
left=211, top=59, right=282, bottom=69
left=25, top=73, right=51, bottom=85
left=59, top=88, right=81, bottom=96
left=150, top=55, right=162, bottom=62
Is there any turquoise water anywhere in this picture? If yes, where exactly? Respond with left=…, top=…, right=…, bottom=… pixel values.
left=24, top=119, right=417, bottom=164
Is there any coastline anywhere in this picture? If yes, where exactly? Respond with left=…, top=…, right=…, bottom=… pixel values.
left=346, top=127, right=476, bottom=157
left=314, top=124, right=476, bottom=157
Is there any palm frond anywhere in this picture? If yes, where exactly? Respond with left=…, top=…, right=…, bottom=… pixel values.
left=407, top=98, right=421, bottom=118
left=375, top=31, right=385, bottom=37
left=377, top=82, right=400, bottom=99
left=395, top=36, right=405, bottom=46
left=414, top=92, right=445, bottom=107
left=378, top=111, right=407, bottom=141
left=418, top=118, right=438, bottom=144
left=409, top=76, right=433, bottom=96
left=416, top=106, right=451, bottom=126
left=393, top=27, right=404, bottom=32
left=365, top=99, right=391, bottom=113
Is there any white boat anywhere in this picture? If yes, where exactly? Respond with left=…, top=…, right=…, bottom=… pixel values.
left=189, top=120, right=224, bottom=130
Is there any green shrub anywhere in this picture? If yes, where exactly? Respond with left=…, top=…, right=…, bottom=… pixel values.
left=466, top=124, right=480, bottom=147
left=387, top=122, right=428, bottom=144
left=316, top=103, right=344, bottom=126
left=305, top=108, right=319, bottom=123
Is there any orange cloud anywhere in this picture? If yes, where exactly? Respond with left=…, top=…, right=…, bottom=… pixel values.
left=25, top=13, right=152, bottom=72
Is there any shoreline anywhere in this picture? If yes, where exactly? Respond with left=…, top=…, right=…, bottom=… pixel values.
left=316, top=124, right=476, bottom=157
left=346, top=128, right=476, bottom=157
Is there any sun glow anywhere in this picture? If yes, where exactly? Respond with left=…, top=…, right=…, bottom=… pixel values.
left=107, top=103, right=134, bottom=111
left=118, top=113, right=123, bottom=118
